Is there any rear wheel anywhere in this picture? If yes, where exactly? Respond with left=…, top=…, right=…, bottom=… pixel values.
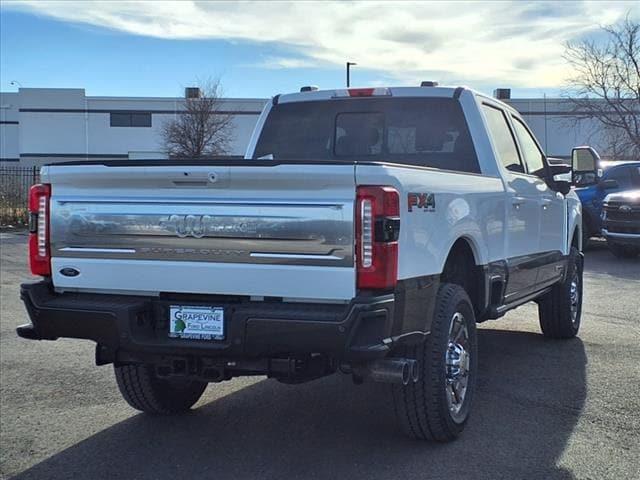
left=393, top=283, right=477, bottom=442
left=115, top=364, right=207, bottom=414
left=607, top=240, right=640, bottom=259
left=538, top=246, right=583, bottom=339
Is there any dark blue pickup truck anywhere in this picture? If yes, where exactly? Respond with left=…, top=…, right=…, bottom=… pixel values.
left=575, top=158, right=640, bottom=244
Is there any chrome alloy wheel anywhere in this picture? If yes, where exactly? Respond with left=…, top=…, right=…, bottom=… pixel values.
left=570, top=271, right=580, bottom=325
left=445, top=312, right=470, bottom=420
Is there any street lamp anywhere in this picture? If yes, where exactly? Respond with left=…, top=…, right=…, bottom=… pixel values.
left=346, top=62, right=357, bottom=87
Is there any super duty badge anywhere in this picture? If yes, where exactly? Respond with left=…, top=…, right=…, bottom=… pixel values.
left=407, top=193, right=436, bottom=212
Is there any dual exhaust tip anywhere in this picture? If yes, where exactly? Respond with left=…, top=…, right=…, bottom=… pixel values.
left=354, top=358, right=419, bottom=385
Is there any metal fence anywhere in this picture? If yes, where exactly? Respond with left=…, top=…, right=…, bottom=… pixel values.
left=0, top=167, right=40, bottom=227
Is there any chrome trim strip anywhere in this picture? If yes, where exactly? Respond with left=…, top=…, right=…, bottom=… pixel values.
left=59, top=247, right=137, bottom=254
left=250, top=252, right=343, bottom=260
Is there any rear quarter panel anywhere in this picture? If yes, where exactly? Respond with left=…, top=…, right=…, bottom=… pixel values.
left=355, top=164, right=506, bottom=277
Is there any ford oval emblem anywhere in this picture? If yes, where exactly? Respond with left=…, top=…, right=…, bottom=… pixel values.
left=60, top=267, right=80, bottom=277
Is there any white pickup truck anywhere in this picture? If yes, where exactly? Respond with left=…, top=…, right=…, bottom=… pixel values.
left=18, top=85, right=586, bottom=442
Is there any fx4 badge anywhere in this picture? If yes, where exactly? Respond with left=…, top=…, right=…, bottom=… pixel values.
left=407, top=193, right=436, bottom=212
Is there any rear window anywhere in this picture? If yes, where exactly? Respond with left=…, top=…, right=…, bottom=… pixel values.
left=253, top=98, right=480, bottom=173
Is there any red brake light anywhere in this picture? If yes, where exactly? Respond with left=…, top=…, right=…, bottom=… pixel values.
left=28, top=184, right=51, bottom=276
left=332, top=88, right=391, bottom=98
left=349, top=88, right=376, bottom=97
left=356, top=186, right=400, bottom=290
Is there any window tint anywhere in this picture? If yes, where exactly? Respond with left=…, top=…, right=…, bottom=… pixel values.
left=512, top=116, right=545, bottom=176
left=481, top=105, right=522, bottom=173
left=254, top=98, right=480, bottom=173
left=110, top=112, right=152, bottom=127
left=633, top=166, right=640, bottom=188
left=335, top=113, right=383, bottom=156
left=604, top=166, right=633, bottom=189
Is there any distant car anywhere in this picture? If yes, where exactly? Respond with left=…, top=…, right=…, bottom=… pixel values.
left=602, top=190, right=640, bottom=258
left=575, top=160, right=640, bottom=245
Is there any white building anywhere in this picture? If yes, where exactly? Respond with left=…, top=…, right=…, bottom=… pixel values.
left=0, top=88, right=266, bottom=167
left=0, top=87, right=619, bottom=167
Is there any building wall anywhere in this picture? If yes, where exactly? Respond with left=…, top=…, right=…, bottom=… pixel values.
left=0, top=87, right=623, bottom=167
left=1, top=88, right=266, bottom=167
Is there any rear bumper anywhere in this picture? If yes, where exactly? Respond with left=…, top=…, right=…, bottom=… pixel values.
left=18, top=281, right=409, bottom=363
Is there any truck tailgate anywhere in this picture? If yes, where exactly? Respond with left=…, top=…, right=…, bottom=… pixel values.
left=44, top=163, right=356, bottom=300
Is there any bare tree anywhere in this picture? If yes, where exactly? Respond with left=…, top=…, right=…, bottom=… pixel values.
left=162, top=79, right=233, bottom=158
left=564, top=15, right=640, bottom=158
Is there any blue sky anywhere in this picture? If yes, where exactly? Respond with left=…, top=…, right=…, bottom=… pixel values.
left=1, top=1, right=638, bottom=99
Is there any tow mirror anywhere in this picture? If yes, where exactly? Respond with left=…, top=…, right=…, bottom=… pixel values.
left=571, top=146, right=600, bottom=187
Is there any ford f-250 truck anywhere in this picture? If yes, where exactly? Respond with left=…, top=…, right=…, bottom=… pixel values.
left=18, top=85, right=585, bottom=442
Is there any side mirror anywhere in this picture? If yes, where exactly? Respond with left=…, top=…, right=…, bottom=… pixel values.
left=548, top=163, right=572, bottom=195
left=571, top=146, right=600, bottom=187
left=599, top=179, right=619, bottom=190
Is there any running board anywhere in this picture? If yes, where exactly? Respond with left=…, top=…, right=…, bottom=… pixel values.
left=489, top=287, right=552, bottom=319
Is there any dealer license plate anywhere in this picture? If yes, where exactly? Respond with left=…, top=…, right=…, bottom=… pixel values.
left=169, top=305, right=224, bottom=340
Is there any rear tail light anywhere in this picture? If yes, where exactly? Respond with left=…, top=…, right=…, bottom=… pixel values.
left=28, top=184, right=51, bottom=276
left=356, top=186, right=400, bottom=290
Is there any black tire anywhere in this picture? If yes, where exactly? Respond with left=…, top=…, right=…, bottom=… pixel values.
left=607, top=240, right=640, bottom=259
left=393, top=283, right=477, bottom=442
left=538, top=246, right=583, bottom=339
left=114, top=364, right=207, bottom=414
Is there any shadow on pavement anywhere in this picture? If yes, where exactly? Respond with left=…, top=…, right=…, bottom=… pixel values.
left=583, top=239, right=640, bottom=281
left=15, top=329, right=586, bottom=480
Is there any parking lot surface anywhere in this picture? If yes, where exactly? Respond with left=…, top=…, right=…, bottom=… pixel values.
left=1, top=231, right=639, bottom=480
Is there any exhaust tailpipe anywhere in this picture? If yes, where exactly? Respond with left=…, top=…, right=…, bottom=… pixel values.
left=354, top=358, right=419, bottom=385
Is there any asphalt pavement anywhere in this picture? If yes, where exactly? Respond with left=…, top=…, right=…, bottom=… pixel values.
left=1, top=230, right=639, bottom=480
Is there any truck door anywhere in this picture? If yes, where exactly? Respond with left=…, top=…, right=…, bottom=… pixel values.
left=511, top=116, right=565, bottom=286
left=481, top=104, right=541, bottom=301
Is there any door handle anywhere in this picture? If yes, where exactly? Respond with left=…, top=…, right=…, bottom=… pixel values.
left=540, top=198, right=552, bottom=210
left=511, top=196, right=527, bottom=208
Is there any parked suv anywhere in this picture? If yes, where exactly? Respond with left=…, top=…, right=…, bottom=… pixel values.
left=18, top=85, right=585, bottom=442
left=602, top=190, right=640, bottom=258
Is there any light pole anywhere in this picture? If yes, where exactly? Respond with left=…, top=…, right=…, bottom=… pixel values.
left=346, top=62, right=357, bottom=87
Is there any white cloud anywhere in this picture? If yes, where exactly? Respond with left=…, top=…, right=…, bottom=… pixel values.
left=4, top=0, right=638, bottom=88
left=251, top=56, right=323, bottom=70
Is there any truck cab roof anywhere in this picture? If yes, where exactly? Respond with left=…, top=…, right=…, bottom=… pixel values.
left=276, top=85, right=517, bottom=113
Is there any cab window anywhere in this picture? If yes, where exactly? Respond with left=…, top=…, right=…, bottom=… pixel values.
left=512, top=116, right=546, bottom=176
left=604, top=166, right=634, bottom=190
left=481, top=104, right=523, bottom=173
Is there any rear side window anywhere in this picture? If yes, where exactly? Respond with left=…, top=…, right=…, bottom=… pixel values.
left=481, top=105, right=522, bottom=173
left=254, top=98, right=480, bottom=173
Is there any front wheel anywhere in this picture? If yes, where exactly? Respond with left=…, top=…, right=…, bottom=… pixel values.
left=115, top=364, right=207, bottom=414
left=538, top=246, right=583, bottom=339
left=393, top=283, right=477, bottom=442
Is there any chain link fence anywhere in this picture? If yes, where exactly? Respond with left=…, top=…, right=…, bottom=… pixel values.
left=0, top=167, right=40, bottom=227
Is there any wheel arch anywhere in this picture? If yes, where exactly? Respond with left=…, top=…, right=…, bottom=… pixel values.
left=440, top=237, right=486, bottom=321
